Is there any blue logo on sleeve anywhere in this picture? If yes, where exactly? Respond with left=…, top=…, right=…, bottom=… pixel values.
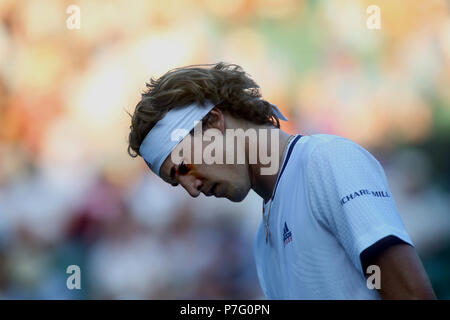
left=283, top=222, right=293, bottom=246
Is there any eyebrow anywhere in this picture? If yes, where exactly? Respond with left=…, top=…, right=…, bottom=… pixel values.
left=169, top=165, right=178, bottom=186
left=170, top=165, right=176, bottom=180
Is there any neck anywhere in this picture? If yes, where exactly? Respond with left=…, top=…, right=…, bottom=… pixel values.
left=248, top=127, right=292, bottom=203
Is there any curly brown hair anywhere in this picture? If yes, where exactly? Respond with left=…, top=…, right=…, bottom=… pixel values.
left=127, top=62, right=281, bottom=158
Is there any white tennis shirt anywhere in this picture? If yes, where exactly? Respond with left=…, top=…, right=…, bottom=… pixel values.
left=254, top=134, right=414, bottom=299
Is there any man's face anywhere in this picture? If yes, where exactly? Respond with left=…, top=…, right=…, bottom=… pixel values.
left=159, top=133, right=252, bottom=202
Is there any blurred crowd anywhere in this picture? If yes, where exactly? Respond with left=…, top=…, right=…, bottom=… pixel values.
left=0, top=0, right=449, bottom=299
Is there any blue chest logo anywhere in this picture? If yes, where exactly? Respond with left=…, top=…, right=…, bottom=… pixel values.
left=283, top=222, right=293, bottom=246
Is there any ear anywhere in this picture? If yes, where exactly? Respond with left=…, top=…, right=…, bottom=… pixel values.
left=205, top=107, right=225, bottom=134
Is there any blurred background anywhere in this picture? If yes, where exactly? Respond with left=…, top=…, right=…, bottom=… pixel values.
left=0, top=0, right=449, bottom=299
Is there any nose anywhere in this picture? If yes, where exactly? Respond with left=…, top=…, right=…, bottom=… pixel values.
left=177, top=174, right=203, bottom=198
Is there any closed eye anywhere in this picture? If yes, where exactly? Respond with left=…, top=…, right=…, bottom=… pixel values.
left=179, top=161, right=190, bottom=175
left=169, top=161, right=189, bottom=187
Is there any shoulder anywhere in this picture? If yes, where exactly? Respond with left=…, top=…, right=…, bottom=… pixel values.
left=282, top=134, right=365, bottom=176
left=306, top=134, right=379, bottom=170
left=309, top=134, right=365, bottom=156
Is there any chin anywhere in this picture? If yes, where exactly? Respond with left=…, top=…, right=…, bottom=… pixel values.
left=227, top=186, right=250, bottom=202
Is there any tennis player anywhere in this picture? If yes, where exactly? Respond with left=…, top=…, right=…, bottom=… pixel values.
left=127, top=62, right=436, bottom=299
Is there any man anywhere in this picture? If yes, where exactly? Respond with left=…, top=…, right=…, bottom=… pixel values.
left=127, top=62, right=436, bottom=299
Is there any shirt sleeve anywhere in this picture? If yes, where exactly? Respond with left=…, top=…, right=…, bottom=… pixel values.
left=306, top=137, right=414, bottom=274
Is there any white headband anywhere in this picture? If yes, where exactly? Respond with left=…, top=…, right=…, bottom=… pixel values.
left=139, top=100, right=288, bottom=176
